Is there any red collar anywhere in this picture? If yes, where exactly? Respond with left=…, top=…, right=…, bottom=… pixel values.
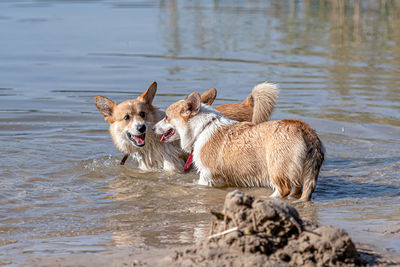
left=184, top=152, right=193, bottom=171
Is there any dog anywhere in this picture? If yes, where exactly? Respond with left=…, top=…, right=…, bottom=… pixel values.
left=95, top=82, right=187, bottom=171
left=199, top=82, right=278, bottom=123
left=153, top=91, right=325, bottom=201
left=95, top=81, right=278, bottom=172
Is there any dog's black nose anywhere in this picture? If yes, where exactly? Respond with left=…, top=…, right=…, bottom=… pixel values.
left=137, top=124, right=146, bottom=133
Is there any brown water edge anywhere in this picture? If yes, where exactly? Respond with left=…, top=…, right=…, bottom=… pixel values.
left=5, top=158, right=399, bottom=266
left=24, top=247, right=400, bottom=267
left=24, top=189, right=400, bottom=267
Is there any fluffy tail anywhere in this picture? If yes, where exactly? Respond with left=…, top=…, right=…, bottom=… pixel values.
left=247, top=82, right=279, bottom=124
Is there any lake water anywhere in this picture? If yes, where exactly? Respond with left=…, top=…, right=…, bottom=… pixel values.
left=0, top=0, right=399, bottom=265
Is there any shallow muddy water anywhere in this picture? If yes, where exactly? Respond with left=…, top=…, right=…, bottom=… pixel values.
left=0, top=0, right=399, bottom=265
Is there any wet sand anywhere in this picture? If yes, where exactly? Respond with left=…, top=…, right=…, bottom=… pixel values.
left=25, top=247, right=400, bottom=267
left=27, top=191, right=400, bottom=267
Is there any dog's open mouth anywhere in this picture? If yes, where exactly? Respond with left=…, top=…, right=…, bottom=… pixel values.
left=160, top=128, right=175, bottom=143
left=127, top=132, right=146, bottom=147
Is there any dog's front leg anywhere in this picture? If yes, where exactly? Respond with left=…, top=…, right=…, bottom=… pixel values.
left=197, top=170, right=212, bottom=186
left=198, top=176, right=209, bottom=186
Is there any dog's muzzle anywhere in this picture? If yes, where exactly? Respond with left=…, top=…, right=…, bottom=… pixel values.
left=127, top=132, right=146, bottom=147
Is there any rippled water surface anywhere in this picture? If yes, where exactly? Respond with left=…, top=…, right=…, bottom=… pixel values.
left=1, top=0, right=400, bottom=265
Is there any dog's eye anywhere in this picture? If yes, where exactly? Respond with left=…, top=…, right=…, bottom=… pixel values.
left=124, top=114, right=130, bottom=121
left=165, top=115, right=168, bottom=121
left=139, top=111, right=145, bottom=118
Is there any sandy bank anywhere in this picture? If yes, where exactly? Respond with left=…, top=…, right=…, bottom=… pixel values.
left=27, top=191, right=400, bottom=267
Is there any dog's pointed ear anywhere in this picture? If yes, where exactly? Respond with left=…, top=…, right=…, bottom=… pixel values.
left=200, top=88, right=217, bottom=105
left=183, top=92, right=201, bottom=116
left=139, top=81, right=157, bottom=105
left=95, top=96, right=116, bottom=122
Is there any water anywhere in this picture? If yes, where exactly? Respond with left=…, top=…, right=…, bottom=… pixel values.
left=0, top=0, right=399, bottom=264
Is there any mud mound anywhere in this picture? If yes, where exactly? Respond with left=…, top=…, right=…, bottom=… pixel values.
left=171, top=190, right=364, bottom=267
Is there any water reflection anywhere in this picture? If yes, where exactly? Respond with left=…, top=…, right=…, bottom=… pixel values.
left=103, top=168, right=227, bottom=247
left=158, top=0, right=400, bottom=126
left=0, top=0, right=400, bottom=264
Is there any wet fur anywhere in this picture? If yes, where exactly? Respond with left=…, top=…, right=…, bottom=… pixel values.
left=154, top=92, right=325, bottom=201
left=95, top=82, right=185, bottom=171
left=95, top=82, right=279, bottom=172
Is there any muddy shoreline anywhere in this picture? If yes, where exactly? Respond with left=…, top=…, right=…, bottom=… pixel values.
left=26, top=245, right=400, bottom=267
left=27, top=191, right=400, bottom=267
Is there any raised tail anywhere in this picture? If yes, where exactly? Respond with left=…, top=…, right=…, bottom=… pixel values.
left=247, top=82, right=279, bottom=124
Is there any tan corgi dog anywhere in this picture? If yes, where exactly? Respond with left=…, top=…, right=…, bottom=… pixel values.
left=153, top=91, right=325, bottom=201
left=95, top=82, right=279, bottom=172
left=95, top=82, right=186, bottom=171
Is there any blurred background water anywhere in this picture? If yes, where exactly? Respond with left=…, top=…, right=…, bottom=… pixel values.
left=0, top=0, right=399, bottom=265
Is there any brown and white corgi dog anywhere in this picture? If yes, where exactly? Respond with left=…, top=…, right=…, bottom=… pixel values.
left=95, top=81, right=279, bottom=172
left=153, top=91, right=325, bottom=201
left=95, top=82, right=186, bottom=171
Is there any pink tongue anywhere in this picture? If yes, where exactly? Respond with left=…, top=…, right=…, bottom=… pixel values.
left=160, top=134, right=165, bottom=143
left=134, top=135, right=145, bottom=145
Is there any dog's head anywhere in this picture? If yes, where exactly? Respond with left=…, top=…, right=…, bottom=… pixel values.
left=153, top=90, right=216, bottom=152
left=95, top=81, right=160, bottom=153
left=152, top=88, right=217, bottom=143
